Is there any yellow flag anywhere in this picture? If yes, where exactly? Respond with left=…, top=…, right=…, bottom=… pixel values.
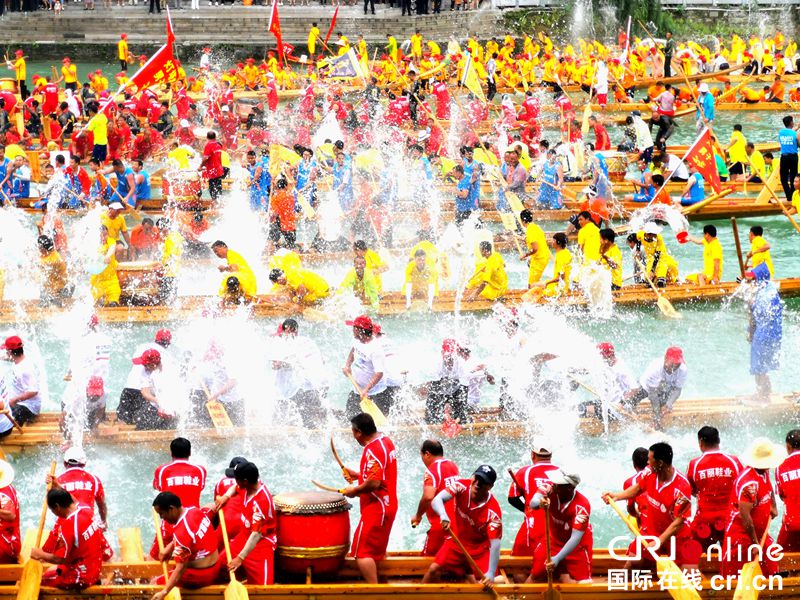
left=460, top=55, right=486, bottom=103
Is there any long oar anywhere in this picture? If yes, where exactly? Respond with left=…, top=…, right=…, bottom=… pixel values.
left=16, top=460, right=56, bottom=600
left=732, top=517, right=771, bottom=600
left=606, top=499, right=701, bottom=600
left=219, top=510, right=249, bottom=600
left=542, top=504, right=561, bottom=600
left=635, top=258, right=680, bottom=319
left=152, top=510, right=182, bottom=600
left=446, top=527, right=500, bottom=599
left=201, top=382, right=233, bottom=429
left=730, top=217, right=746, bottom=278
left=345, top=372, right=386, bottom=426
left=330, top=435, right=354, bottom=482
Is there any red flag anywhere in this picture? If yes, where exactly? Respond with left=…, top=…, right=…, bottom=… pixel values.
left=268, top=0, right=284, bottom=58
left=324, top=6, right=338, bottom=46
left=682, top=127, right=722, bottom=194
left=166, top=6, right=175, bottom=44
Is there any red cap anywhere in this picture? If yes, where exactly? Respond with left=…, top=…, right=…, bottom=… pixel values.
left=597, top=342, right=615, bottom=358
left=121, top=33, right=127, bottom=39
left=62, top=57, right=70, bottom=63
left=246, top=57, right=255, bottom=64
left=372, top=323, right=382, bottom=335
left=138, top=54, right=147, bottom=61
left=203, top=46, right=211, bottom=52
left=1, top=336, right=22, bottom=351
left=442, top=338, right=458, bottom=354
left=259, top=64, right=267, bottom=71
left=14, top=50, right=23, bottom=57
left=95, top=69, right=102, bottom=74
left=155, top=329, right=171, bottom=345
left=88, top=314, right=100, bottom=328
left=345, top=315, right=374, bottom=332
left=86, top=376, right=104, bottom=397
left=237, top=62, right=244, bottom=68
left=132, top=348, right=161, bottom=366
left=664, top=346, right=684, bottom=365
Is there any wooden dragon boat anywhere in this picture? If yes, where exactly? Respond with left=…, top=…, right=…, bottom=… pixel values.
left=3, top=393, right=798, bottom=453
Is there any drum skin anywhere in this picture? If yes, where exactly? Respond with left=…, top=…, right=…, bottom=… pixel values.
left=599, top=151, right=628, bottom=182
left=274, top=491, right=351, bottom=577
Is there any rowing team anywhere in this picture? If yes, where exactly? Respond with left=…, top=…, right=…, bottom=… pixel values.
left=4, top=421, right=800, bottom=595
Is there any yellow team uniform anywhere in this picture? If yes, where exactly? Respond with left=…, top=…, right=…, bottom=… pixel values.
left=728, top=130, right=747, bottom=166
left=467, top=251, right=508, bottom=300
left=88, top=112, right=109, bottom=145
left=750, top=235, right=774, bottom=277
left=90, top=238, right=121, bottom=305
left=525, top=223, right=551, bottom=284
left=40, top=251, right=68, bottom=296
left=543, top=248, right=573, bottom=297
left=100, top=212, right=127, bottom=242
left=118, top=39, right=128, bottom=62
left=402, top=261, right=438, bottom=297
left=12, top=58, right=25, bottom=82
left=220, top=249, right=257, bottom=297
left=577, top=222, right=601, bottom=264
left=363, top=249, right=385, bottom=293
left=636, top=232, right=679, bottom=282
left=409, top=240, right=449, bottom=281
left=161, top=230, right=184, bottom=279
left=601, top=244, right=623, bottom=288
left=308, top=26, right=320, bottom=56
left=688, top=238, right=724, bottom=282
left=61, top=64, right=78, bottom=85
left=268, top=249, right=302, bottom=274
left=283, top=268, right=329, bottom=304
left=168, top=147, right=193, bottom=170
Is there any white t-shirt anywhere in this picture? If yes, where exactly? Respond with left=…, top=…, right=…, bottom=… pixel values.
left=72, top=331, right=111, bottom=382
left=459, top=355, right=488, bottom=406
left=377, top=336, right=403, bottom=388
left=0, top=358, right=42, bottom=414
left=124, top=364, right=158, bottom=392
left=199, top=360, right=238, bottom=405
left=640, top=359, right=687, bottom=391
left=666, top=154, right=689, bottom=180
left=351, top=339, right=387, bottom=396
left=271, top=335, right=329, bottom=399
left=600, top=359, right=637, bottom=405
left=432, top=355, right=467, bottom=396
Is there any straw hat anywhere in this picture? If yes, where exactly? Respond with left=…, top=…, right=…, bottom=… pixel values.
left=0, top=460, right=14, bottom=488
left=742, top=438, right=785, bottom=469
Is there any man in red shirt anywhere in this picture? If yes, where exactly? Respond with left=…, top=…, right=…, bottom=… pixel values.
left=34, top=489, right=104, bottom=590
left=777, top=429, right=800, bottom=551
left=150, top=437, right=207, bottom=559
left=422, top=465, right=502, bottom=590
left=588, top=115, right=611, bottom=151
left=129, top=217, right=161, bottom=260
left=602, top=442, right=700, bottom=569
left=410, top=439, right=459, bottom=556
left=686, top=426, right=742, bottom=549
left=152, top=491, right=220, bottom=598
left=623, top=447, right=649, bottom=527
left=432, top=80, right=450, bottom=120
left=48, top=447, right=108, bottom=528
left=517, top=91, right=540, bottom=124
left=721, top=438, right=782, bottom=577
left=213, top=456, right=248, bottom=550
left=527, top=469, right=592, bottom=583
left=508, top=439, right=559, bottom=557
left=0, top=460, right=19, bottom=564
left=340, top=412, right=398, bottom=583
left=218, top=461, right=277, bottom=584
left=67, top=155, right=91, bottom=197
left=200, top=130, right=224, bottom=200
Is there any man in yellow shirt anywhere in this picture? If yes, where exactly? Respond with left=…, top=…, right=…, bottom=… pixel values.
left=212, top=240, right=257, bottom=298
left=118, top=34, right=129, bottom=72
left=525, top=232, right=572, bottom=301
left=308, top=23, right=321, bottom=56
left=519, top=209, right=551, bottom=286
left=465, top=241, right=508, bottom=301
left=726, top=124, right=747, bottom=179
left=60, top=57, right=79, bottom=92
left=402, top=248, right=438, bottom=309
left=167, top=140, right=196, bottom=170
left=636, top=223, right=679, bottom=287
left=90, top=225, right=121, bottom=307
left=6, top=50, right=27, bottom=99
left=353, top=240, right=388, bottom=293
left=744, top=142, right=766, bottom=183
left=686, top=224, right=724, bottom=285
left=38, top=235, right=73, bottom=307
left=576, top=211, right=601, bottom=265
left=338, top=256, right=379, bottom=309
left=268, top=267, right=329, bottom=305
left=599, top=229, right=623, bottom=290
left=746, top=225, right=774, bottom=278
left=411, top=30, right=423, bottom=61
left=85, top=103, right=109, bottom=163
left=386, top=35, right=398, bottom=63
left=101, top=202, right=131, bottom=259
left=158, top=217, right=184, bottom=303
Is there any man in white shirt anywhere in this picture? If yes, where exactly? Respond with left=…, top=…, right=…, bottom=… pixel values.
left=626, top=346, right=688, bottom=429
left=0, top=335, right=43, bottom=432
left=63, top=314, right=111, bottom=434
left=116, top=348, right=174, bottom=430
left=583, top=342, right=637, bottom=420
left=373, top=323, right=403, bottom=398
left=663, top=152, right=689, bottom=182
left=456, top=344, right=495, bottom=410
left=193, top=344, right=242, bottom=426
left=343, top=315, right=394, bottom=418
left=594, top=60, right=609, bottom=106
left=423, top=339, right=468, bottom=423
left=271, top=318, right=329, bottom=427
left=629, top=111, right=654, bottom=162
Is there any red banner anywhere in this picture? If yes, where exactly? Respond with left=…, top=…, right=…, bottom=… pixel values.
left=682, top=127, right=721, bottom=194
left=324, top=6, right=338, bottom=46
left=125, top=43, right=181, bottom=92
left=268, top=0, right=284, bottom=58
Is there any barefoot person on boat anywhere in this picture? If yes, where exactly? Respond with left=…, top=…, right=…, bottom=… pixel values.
left=625, top=346, right=688, bottom=429
left=0, top=335, right=43, bottom=430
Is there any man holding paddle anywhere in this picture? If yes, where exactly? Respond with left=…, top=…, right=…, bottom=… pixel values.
left=410, top=439, right=459, bottom=557
left=343, top=316, right=394, bottom=418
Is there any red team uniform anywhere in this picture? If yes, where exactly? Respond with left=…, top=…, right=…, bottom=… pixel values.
left=422, top=458, right=459, bottom=556
left=214, top=476, right=244, bottom=547
left=776, top=450, right=800, bottom=551
left=226, top=483, right=277, bottom=584
left=156, top=507, right=220, bottom=588
left=41, top=505, right=104, bottom=590
left=434, top=478, right=502, bottom=575
left=508, top=462, right=559, bottom=555
left=351, top=434, right=397, bottom=560
left=686, top=451, right=742, bottom=547
left=0, top=485, right=19, bottom=563
left=530, top=489, right=593, bottom=581
left=721, top=467, right=778, bottom=576
left=623, top=471, right=648, bottom=526
left=150, top=460, right=207, bottom=559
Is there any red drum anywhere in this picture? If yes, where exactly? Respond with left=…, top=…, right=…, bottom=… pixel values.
left=599, top=151, right=629, bottom=182
left=274, top=491, right=351, bottom=578
left=162, top=171, right=202, bottom=199
left=116, top=261, right=164, bottom=305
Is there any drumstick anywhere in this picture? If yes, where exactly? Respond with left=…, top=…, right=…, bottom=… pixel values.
left=330, top=435, right=354, bottom=482
left=311, top=480, right=345, bottom=494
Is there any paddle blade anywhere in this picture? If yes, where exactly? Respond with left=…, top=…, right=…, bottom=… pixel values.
left=543, top=584, right=562, bottom=600
left=581, top=104, right=592, bottom=136
left=733, top=560, right=762, bottom=600
left=16, top=559, right=43, bottom=600
left=656, top=558, right=702, bottom=600
left=506, top=191, right=525, bottom=215
left=657, top=296, right=682, bottom=319
left=360, top=397, right=387, bottom=427
left=225, top=579, right=249, bottom=600
left=206, top=401, right=234, bottom=429
left=499, top=211, right=517, bottom=231
left=167, top=588, right=182, bottom=600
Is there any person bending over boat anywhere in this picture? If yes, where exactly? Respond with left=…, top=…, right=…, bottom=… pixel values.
left=423, top=339, right=469, bottom=424
left=343, top=315, right=395, bottom=417
left=35, top=488, right=108, bottom=590
left=411, top=440, right=459, bottom=557
left=602, top=442, right=700, bottom=572
left=0, top=335, right=43, bottom=430
left=151, top=492, right=220, bottom=599
left=338, top=256, right=380, bottom=310
left=212, top=241, right=258, bottom=300
left=268, top=267, right=330, bottom=305
left=117, top=348, right=174, bottom=431
left=599, top=230, right=623, bottom=290
left=685, top=224, right=724, bottom=285
left=464, top=242, right=508, bottom=302
left=519, top=209, right=551, bottom=287
left=625, top=346, right=687, bottom=430
left=37, top=235, right=73, bottom=307
left=422, top=465, right=502, bottom=591
left=680, top=164, right=706, bottom=207
left=776, top=430, right=800, bottom=552
left=90, top=224, right=121, bottom=307
left=340, top=413, right=398, bottom=584
left=526, top=469, right=592, bottom=584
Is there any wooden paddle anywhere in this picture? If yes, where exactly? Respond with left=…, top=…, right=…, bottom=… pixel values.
left=730, top=217, right=746, bottom=278
left=152, top=509, right=182, bottom=600
left=749, top=164, right=800, bottom=235
left=345, top=372, right=386, bottom=427
left=16, top=460, right=56, bottom=600
left=330, top=435, right=354, bottom=483
left=634, top=258, right=681, bottom=319
left=1, top=410, right=22, bottom=433
left=732, top=516, right=771, bottom=600
left=542, top=504, right=561, bottom=600
left=201, top=382, right=233, bottom=429
left=219, top=510, right=249, bottom=600
left=446, top=527, right=500, bottom=599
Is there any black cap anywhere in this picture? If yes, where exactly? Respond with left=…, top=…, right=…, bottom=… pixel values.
left=473, top=464, right=497, bottom=485
left=225, top=456, right=248, bottom=478
left=233, top=461, right=259, bottom=483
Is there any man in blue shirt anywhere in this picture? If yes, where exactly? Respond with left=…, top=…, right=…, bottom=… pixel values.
left=132, top=159, right=151, bottom=209
left=696, top=83, right=715, bottom=134
left=778, top=115, right=799, bottom=202
left=453, top=164, right=478, bottom=227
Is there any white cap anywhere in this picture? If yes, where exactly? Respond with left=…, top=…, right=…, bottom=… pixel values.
left=0, top=460, right=13, bottom=488
left=698, top=83, right=709, bottom=93
left=547, top=469, right=581, bottom=487
left=109, top=201, right=124, bottom=210
left=643, top=222, right=662, bottom=235
left=221, top=106, right=230, bottom=112
left=532, top=437, right=553, bottom=456
left=180, top=119, right=190, bottom=127
left=64, top=446, right=87, bottom=465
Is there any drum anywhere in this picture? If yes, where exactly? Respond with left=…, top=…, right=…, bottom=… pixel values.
left=599, top=151, right=629, bottom=182
left=235, top=98, right=260, bottom=122
left=0, top=79, right=17, bottom=93
left=117, top=261, right=164, bottom=304
left=162, top=171, right=202, bottom=203
left=274, top=491, right=351, bottom=578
